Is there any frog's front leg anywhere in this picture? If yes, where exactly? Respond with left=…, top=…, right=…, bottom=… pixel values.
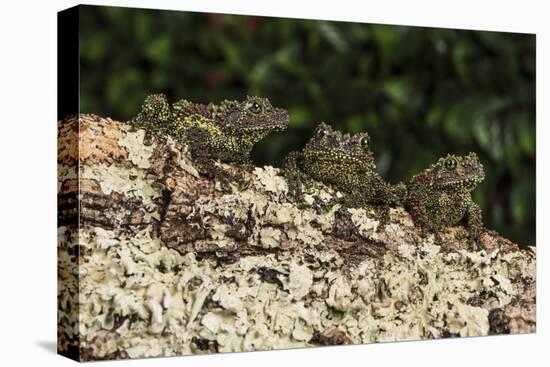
left=465, top=200, right=483, bottom=244
left=229, top=156, right=255, bottom=191
left=371, top=176, right=407, bottom=207
left=130, top=94, right=171, bottom=145
left=187, top=127, right=231, bottom=181
left=282, top=151, right=307, bottom=203
left=407, top=189, right=439, bottom=239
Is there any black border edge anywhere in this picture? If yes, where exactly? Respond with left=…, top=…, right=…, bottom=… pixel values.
left=57, top=4, right=81, bottom=362
left=57, top=5, right=79, bottom=120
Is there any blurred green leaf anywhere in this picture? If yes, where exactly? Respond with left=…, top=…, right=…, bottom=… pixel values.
left=516, top=113, right=535, bottom=157
left=145, top=36, right=172, bottom=64
left=287, top=107, right=311, bottom=128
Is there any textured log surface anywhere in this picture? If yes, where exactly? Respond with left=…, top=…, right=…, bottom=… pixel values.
left=57, top=114, right=536, bottom=361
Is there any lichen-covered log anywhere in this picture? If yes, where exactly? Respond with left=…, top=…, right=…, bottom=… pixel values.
left=58, top=114, right=536, bottom=361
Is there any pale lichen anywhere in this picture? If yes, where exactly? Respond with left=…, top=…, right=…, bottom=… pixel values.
left=57, top=115, right=536, bottom=361
left=118, top=127, right=154, bottom=169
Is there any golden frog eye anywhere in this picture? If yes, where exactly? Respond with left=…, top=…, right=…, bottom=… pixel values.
left=316, top=128, right=328, bottom=138
left=444, top=157, right=458, bottom=171
left=359, top=136, right=369, bottom=148
left=249, top=100, right=262, bottom=114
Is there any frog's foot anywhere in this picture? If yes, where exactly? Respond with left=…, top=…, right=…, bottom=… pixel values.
left=143, top=129, right=154, bottom=146
left=197, top=161, right=248, bottom=193
left=284, top=173, right=306, bottom=204
left=282, top=151, right=308, bottom=204
left=236, top=174, right=251, bottom=191
left=364, top=204, right=390, bottom=229
left=433, top=231, right=444, bottom=246
left=465, top=228, right=485, bottom=250
left=332, top=206, right=359, bottom=240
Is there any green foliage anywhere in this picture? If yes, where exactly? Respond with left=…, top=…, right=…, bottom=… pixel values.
left=79, top=5, right=535, bottom=246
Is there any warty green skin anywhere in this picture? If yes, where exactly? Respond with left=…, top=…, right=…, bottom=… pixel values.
left=406, top=152, right=485, bottom=243
left=130, top=94, right=289, bottom=180
left=283, top=122, right=407, bottom=223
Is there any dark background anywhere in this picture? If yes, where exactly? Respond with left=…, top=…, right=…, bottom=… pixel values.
left=79, top=5, right=536, bottom=246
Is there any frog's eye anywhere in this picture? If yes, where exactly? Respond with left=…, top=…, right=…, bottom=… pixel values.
left=249, top=100, right=262, bottom=114
left=316, top=128, right=328, bottom=138
left=359, top=136, right=369, bottom=148
left=444, top=157, right=458, bottom=171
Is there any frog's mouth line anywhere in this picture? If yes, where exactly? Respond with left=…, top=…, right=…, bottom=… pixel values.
left=240, top=112, right=289, bottom=132
left=242, top=123, right=287, bottom=131
left=437, top=174, right=484, bottom=190
left=308, top=149, right=375, bottom=168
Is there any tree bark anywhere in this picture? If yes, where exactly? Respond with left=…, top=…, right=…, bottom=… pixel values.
left=58, top=114, right=536, bottom=361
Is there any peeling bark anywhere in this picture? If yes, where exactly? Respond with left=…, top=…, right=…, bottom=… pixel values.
left=58, top=114, right=536, bottom=361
